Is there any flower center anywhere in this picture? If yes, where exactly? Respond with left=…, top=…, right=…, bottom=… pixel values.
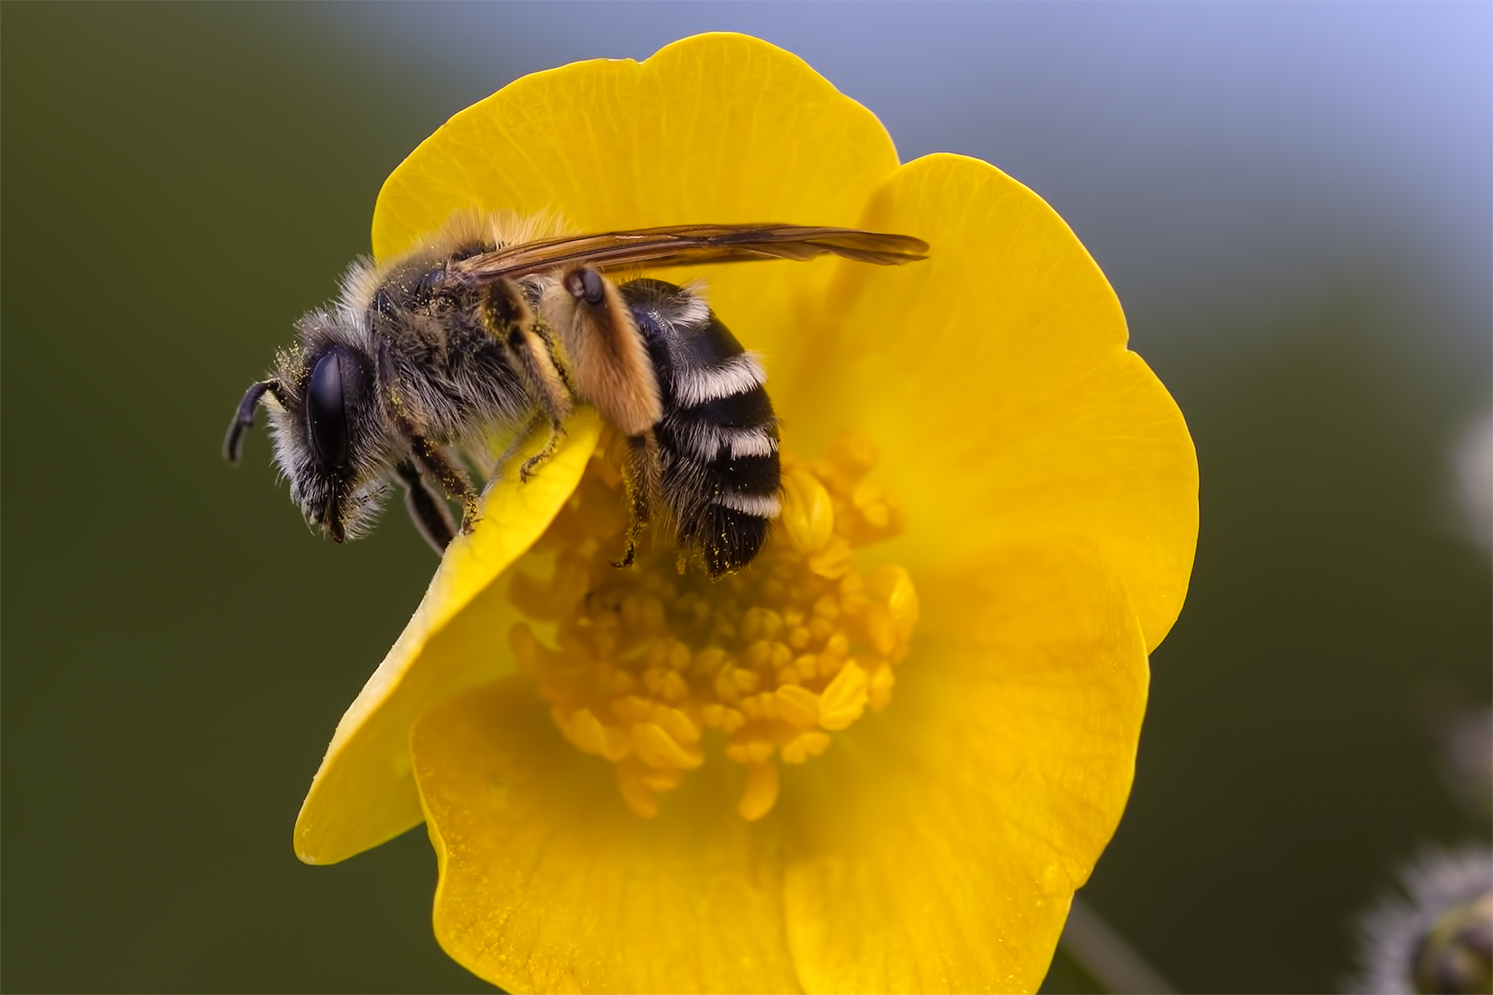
left=508, top=432, right=919, bottom=820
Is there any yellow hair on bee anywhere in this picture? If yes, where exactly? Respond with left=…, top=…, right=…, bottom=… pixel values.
left=546, top=267, right=662, bottom=437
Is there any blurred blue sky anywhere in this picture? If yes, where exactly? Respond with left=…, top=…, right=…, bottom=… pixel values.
left=311, top=1, right=1491, bottom=372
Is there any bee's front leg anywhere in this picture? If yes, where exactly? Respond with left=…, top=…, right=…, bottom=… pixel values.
left=409, top=436, right=480, bottom=535
left=377, top=341, right=481, bottom=536
left=395, top=459, right=457, bottom=554
left=481, top=279, right=573, bottom=482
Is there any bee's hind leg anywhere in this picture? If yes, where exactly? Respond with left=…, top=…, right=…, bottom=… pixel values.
left=612, top=432, right=660, bottom=569
left=395, top=460, right=456, bottom=555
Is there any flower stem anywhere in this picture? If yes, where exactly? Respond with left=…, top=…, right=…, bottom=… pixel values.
left=1058, top=895, right=1176, bottom=995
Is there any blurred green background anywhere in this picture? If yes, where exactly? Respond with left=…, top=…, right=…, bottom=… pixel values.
left=3, top=4, right=1488, bottom=992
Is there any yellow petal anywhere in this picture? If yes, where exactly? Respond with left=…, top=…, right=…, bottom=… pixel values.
left=294, top=410, right=600, bottom=865
left=783, top=153, right=1198, bottom=652
left=370, top=31, right=902, bottom=391
left=781, top=541, right=1149, bottom=993
left=411, top=677, right=801, bottom=994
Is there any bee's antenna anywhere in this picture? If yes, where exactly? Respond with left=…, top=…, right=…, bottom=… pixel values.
left=224, top=380, right=281, bottom=463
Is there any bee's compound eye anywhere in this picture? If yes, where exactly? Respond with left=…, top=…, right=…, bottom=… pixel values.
left=567, top=268, right=607, bottom=306
left=307, top=350, right=350, bottom=468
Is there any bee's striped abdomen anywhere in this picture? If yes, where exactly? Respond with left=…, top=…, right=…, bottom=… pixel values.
left=620, top=279, right=782, bottom=577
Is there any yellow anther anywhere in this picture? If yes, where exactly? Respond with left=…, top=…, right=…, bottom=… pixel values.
left=676, top=592, right=711, bottom=625
left=863, top=604, right=897, bottom=656
left=651, top=704, right=701, bottom=744
left=599, top=723, right=632, bottom=762
left=631, top=722, right=704, bottom=771
left=730, top=667, right=760, bottom=694
left=738, top=762, right=780, bottom=821
left=819, top=660, right=870, bottom=731
left=869, top=563, right=909, bottom=605
left=739, top=692, right=776, bottom=722
left=621, top=591, right=667, bottom=634
left=642, top=666, right=689, bottom=703
left=781, top=468, right=835, bottom=553
left=775, top=684, right=821, bottom=728
left=808, top=537, right=853, bottom=579
left=744, top=639, right=774, bottom=669
left=511, top=433, right=918, bottom=819
left=640, top=766, right=682, bottom=793
left=712, top=670, right=740, bottom=704
left=609, top=695, right=651, bottom=723
left=851, top=480, right=883, bottom=510
left=781, top=730, right=831, bottom=764
left=657, top=669, right=689, bottom=703
left=616, top=763, right=659, bottom=818
left=641, top=640, right=668, bottom=670
left=692, top=646, right=727, bottom=674
left=726, top=740, right=776, bottom=765
left=563, top=707, right=606, bottom=756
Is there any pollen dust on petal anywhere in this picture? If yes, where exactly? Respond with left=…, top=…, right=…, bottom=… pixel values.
left=508, top=432, right=920, bottom=820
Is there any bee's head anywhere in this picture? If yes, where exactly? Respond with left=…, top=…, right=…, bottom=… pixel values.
left=226, top=307, right=397, bottom=542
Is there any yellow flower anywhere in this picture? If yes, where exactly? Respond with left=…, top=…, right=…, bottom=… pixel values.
left=292, top=32, right=1197, bottom=994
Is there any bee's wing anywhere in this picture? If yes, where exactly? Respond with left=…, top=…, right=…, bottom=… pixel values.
left=449, top=224, right=929, bottom=283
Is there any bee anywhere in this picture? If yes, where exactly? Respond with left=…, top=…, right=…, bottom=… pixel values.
left=224, top=214, right=927, bottom=577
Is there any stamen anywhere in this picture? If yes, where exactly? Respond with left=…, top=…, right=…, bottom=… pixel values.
left=509, top=432, right=919, bottom=819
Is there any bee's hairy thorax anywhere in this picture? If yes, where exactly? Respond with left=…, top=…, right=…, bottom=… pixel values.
left=363, top=253, right=535, bottom=444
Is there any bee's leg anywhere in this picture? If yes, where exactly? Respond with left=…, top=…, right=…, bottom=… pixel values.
left=612, top=431, right=660, bottom=569
left=376, top=340, right=481, bottom=534
left=481, top=279, right=572, bottom=482
left=410, top=435, right=481, bottom=535
left=488, top=409, right=565, bottom=484
left=518, top=420, right=566, bottom=483
left=492, top=410, right=542, bottom=477
left=395, top=460, right=456, bottom=555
